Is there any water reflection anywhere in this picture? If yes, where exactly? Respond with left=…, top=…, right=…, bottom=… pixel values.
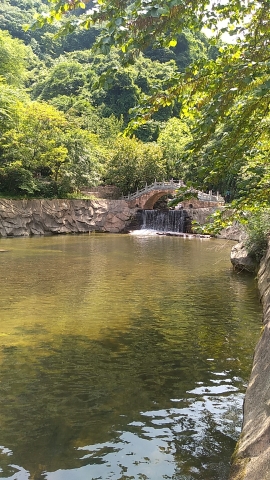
left=0, top=234, right=262, bottom=480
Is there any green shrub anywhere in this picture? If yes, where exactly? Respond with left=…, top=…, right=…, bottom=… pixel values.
left=0, top=165, right=37, bottom=195
left=35, top=180, right=58, bottom=198
left=244, top=210, right=270, bottom=262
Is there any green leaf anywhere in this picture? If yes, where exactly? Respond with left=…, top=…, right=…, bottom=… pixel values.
left=168, top=38, right=177, bottom=47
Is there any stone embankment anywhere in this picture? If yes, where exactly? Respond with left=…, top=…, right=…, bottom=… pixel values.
left=0, top=200, right=225, bottom=238
left=229, top=239, right=270, bottom=480
left=0, top=199, right=138, bottom=236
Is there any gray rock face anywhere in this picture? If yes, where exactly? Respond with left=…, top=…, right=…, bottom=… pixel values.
left=230, top=242, right=258, bottom=273
left=0, top=199, right=137, bottom=236
left=218, top=223, right=243, bottom=241
left=187, top=209, right=243, bottom=241
left=186, top=207, right=218, bottom=227
left=229, top=240, right=270, bottom=480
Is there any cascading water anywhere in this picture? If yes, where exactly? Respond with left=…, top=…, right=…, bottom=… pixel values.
left=141, top=209, right=189, bottom=233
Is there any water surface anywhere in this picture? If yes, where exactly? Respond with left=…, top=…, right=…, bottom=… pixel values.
left=0, top=234, right=262, bottom=480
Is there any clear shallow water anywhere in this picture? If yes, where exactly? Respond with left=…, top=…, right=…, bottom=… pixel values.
left=0, top=234, right=262, bottom=480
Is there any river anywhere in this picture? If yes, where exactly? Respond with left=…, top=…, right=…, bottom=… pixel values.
left=0, top=233, right=262, bottom=480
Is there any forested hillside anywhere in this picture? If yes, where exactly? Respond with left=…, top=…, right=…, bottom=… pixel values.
left=0, top=0, right=212, bottom=197
left=0, top=0, right=269, bottom=231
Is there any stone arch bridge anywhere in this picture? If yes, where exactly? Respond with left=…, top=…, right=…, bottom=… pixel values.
left=123, top=180, right=225, bottom=209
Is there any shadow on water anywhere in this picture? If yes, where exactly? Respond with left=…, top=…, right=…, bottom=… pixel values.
left=0, top=235, right=262, bottom=480
left=0, top=333, right=237, bottom=480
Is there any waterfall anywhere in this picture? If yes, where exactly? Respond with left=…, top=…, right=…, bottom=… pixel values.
left=141, top=209, right=189, bottom=233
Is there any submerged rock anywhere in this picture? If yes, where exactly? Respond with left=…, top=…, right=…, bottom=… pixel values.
left=156, top=231, right=211, bottom=238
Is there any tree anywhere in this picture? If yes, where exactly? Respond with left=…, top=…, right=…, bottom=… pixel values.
left=0, top=30, right=29, bottom=86
left=157, top=118, right=192, bottom=178
left=178, top=26, right=270, bottom=205
left=31, top=0, right=270, bottom=211
left=33, top=60, right=86, bottom=100
left=91, top=68, right=141, bottom=123
left=0, top=0, right=38, bottom=44
left=31, top=47, right=182, bottom=130
left=144, top=31, right=209, bottom=71
left=0, top=81, right=29, bottom=134
left=60, top=127, right=107, bottom=192
left=30, top=1, right=258, bottom=55
left=105, top=136, right=165, bottom=195
left=0, top=101, right=69, bottom=176
left=0, top=100, right=105, bottom=195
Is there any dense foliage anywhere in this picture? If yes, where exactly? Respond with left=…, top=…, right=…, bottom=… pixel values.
left=0, top=0, right=269, bottom=249
left=243, top=211, right=270, bottom=261
left=0, top=0, right=215, bottom=197
left=30, top=0, right=270, bottom=209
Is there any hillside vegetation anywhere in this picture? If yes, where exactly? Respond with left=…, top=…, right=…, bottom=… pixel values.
left=0, top=0, right=269, bottom=256
left=0, top=0, right=213, bottom=198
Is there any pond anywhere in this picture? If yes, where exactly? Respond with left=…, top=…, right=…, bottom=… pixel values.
left=0, top=233, right=262, bottom=480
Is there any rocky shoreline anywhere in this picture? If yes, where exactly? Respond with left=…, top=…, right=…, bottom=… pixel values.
left=226, top=229, right=270, bottom=480
left=156, top=231, right=211, bottom=238
left=229, top=240, right=270, bottom=480
left=0, top=198, right=138, bottom=236
left=0, top=199, right=225, bottom=238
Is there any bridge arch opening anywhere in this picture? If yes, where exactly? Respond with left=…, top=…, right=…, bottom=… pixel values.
left=143, top=191, right=174, bottom=209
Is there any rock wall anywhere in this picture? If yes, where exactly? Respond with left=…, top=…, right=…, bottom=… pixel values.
left=0, top=200, right=227, bottom=238
left=0, top=199, right=137, bottom=236
left=185, top=208, right=243, bottom=240
left=229, top=239, right=270, bottom=480
left=184, top=206, right=217, bottom=229
left=230, top=242, right=258, bottom=273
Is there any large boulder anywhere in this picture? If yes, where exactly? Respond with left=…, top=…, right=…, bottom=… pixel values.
left=230, top=242, right=258, bottom=273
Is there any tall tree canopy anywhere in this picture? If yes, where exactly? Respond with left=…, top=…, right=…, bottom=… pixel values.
left=31, top=1, right=262, bottom=54
left=0, top=30, right=30, bottom=86
left=31, top=0, right=270, bottom=210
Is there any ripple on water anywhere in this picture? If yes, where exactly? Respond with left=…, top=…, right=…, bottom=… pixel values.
left=0, top=234, right=262, bottom=480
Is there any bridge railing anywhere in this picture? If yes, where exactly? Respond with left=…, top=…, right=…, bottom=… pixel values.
left=197, top=192, right=224, bottom=203
left=122, top=180, right=185, bottom=200
left=122, top=180, right=225, bottom=204
left=197, top=191, right=225, bottom=203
